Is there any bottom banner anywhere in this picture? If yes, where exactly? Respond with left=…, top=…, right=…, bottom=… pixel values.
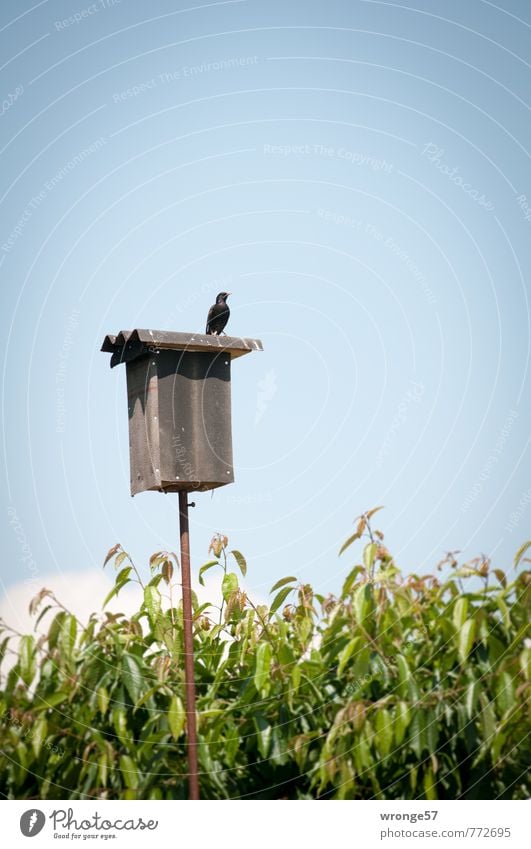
left=2, top=800, right=528, bottom=848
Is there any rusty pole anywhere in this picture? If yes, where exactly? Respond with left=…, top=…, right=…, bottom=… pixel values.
left=178, top=490, right=200, bottom=800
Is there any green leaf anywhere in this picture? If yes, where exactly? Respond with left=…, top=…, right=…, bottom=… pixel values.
left=396, top=654, right=411, bottom=698
left=119, top=754, right=139, bottom=790
left=495, top=671, right=515, bottom=716
left=222, top=572, right=238, bottom=602
left=339, top=531, right=362, bottom=556
left=97, top=687, right=110, bottom=716
left=363, top=542, right=377, bottom=571
left=514, top=540, right=531, bottom=567
left=291, top=665, right=301, bottom=695
left=33, top=690, right=70, bottom=711
left=19, top=635, right=36, bottom=686
left=423, top=766, right=437, bottom=800
left=458, top=619, right=476, bottom=664
left=465, top=679, right=480, bottom=720
left=409, top=709, right=426, bottom=758
left=59, top=614, right=77, bottom=662
left=121, top=654, right=144, bottom=705
left=453, top=597, right=468, bottom=630
left=135, top=685, right=168, bottom=711
left=254, top=641, right=272, bottom=697
left=496, top=597, right=511, bottom=631
left=425, top=709, right=438, bottom=754
left=353, top=583, right=373, bottom=625
left=103, top=567, right=132, bottom=608
left=479, top=692, right=496, bottom=741
left=341, top=566, right=364, bottom=597
left=144, top=585, right=162, bottom=622
left=270, top=576, right=297, bottom=594
left=34, top=604, right=53, bottom=630
left=393, top=701, right=411, bottom=745
left=230, top=550, right=247, bottom=577
left=31, top=716, right=48, bottom=758
left=375, top=708, right=393, bottom=757
left=338, top=637, right=360, bottom=676
left=112, top=708, right=129, bottom=746
left=168, top=695, right=185, bottom=740
left=270, top=585, right=295, bottom=616
left=98, top=753, right=108, bottom=788
left=198, top=560, right=219, bottom=587
left=254, top=713, right=272, bottom=759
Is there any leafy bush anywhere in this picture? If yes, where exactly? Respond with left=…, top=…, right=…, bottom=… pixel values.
left=0, top=512, right=529, bottom=800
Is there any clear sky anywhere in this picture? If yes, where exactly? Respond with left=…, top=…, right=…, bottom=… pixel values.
left=1, top=0, right=530, bottom=627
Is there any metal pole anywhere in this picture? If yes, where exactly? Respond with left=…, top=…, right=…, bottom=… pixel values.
left=178, top=490, right=200, bottom=800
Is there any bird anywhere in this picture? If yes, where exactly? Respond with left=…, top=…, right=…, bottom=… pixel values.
left=205, top=292, right=231, bottom=335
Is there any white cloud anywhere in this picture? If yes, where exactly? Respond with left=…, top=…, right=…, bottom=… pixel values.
left=0, top=566, right=265, bottom=676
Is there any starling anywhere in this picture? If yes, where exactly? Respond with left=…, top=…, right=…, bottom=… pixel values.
left=205, top=292, right=231, bottom=335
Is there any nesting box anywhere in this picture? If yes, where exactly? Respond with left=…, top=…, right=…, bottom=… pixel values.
left=101, top=329, right=263, bottom=495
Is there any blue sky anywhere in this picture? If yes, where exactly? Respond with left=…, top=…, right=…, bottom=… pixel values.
left=1, top=0, right=530, bottom=622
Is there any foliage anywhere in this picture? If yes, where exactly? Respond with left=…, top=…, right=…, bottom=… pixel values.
left=0, top=519, right=529, bottom=800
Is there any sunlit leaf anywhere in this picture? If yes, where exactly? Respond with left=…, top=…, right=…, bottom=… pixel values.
left=458, top=619, right=476, bottom=664
left=338, top=531, right=362, bottom=556
left=375, top=708, right=393, bottom=757
left=465, top=679, right=480, bottom=720
left=254, top=641, right=272, bottom=697
left=338, top=637, right=360, bottom=677
left=144, top=586, right=162, bottom=623
left=453, top=597, right=468, bottom=631
left=19, top=635, right=36, bottom=686
left=198, top=560, right=219, bottom=586
left=514, top=541, right=531, bottom=567
left=270, top=586, right=295, bottom=616
left=230, top=550, right=247, bottom=577
left=363, top=542, right=377, bottom=571
left=270, top=576, right=297, bottom=594
left=121, top=654, right=144, bottom=705
left=222, top=572, right=238, bottom=602
left=168, top=695, right=185, bottom=740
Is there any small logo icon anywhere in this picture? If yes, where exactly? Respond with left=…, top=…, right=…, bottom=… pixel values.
left=20, top=810, right=45, bottom=837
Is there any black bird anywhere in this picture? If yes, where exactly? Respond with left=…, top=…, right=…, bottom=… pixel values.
left=205, top=292, right=231, bottom=335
